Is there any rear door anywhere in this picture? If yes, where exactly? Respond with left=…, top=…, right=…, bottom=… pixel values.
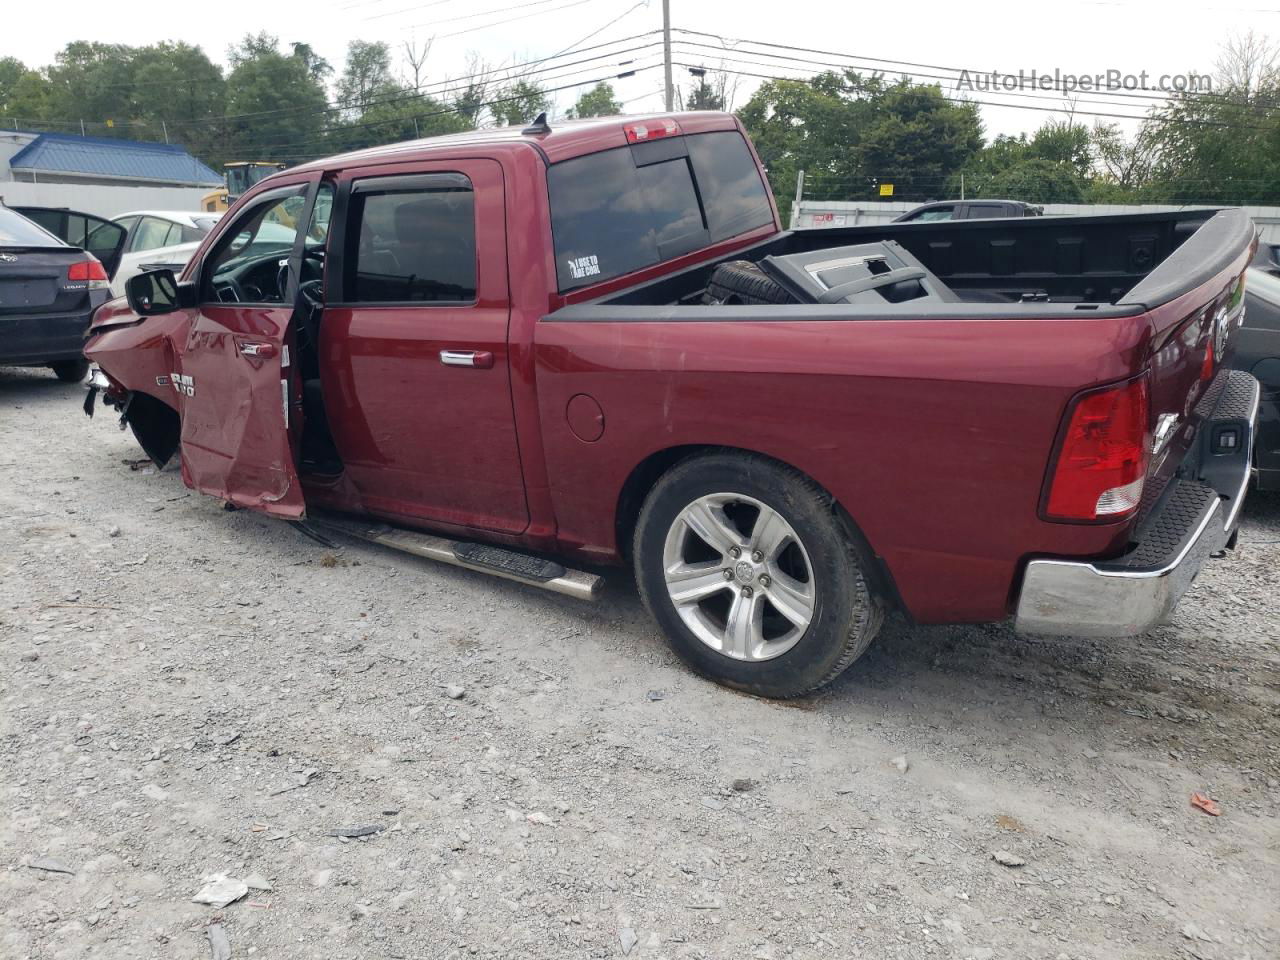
left=320, top=159, right=528, bottom=533
left=176, top=175, right=325, bottom=517
left=78, top=215, right=126, bottom=277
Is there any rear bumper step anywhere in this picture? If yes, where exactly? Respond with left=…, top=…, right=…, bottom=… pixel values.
left=1015, top=369, right=1260, bottom=637
left=306, top=513, right=604, bottom=601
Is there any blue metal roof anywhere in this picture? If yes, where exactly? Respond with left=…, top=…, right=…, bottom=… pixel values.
left=8, top=132, right=222, bottom=186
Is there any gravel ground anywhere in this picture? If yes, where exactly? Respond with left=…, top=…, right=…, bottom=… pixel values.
left=2, top=366, right=1278, bottom=960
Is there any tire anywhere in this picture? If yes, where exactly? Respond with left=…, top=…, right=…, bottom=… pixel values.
left=701, top=260, right=795, bottom=306
left=51, top=359, right=89, bottom=383
left=633, top=451, right=884, bottom=698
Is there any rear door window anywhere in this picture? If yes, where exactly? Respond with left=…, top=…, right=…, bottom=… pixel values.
left=965, top=204, right=1010, bottom=219
left=131, top=217, right=176, bottom=252
left=343, top=173, right=477, bottom=303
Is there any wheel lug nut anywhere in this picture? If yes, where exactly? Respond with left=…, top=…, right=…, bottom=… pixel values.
left=741, top=586, right=753, bottom=598
left=759, top=574, right=771, bottom=587
left=723, top=569, right=734, bottom=580
left=729, top=546, right=741, bottom=558
left=752, top=550, right=763, bottom=562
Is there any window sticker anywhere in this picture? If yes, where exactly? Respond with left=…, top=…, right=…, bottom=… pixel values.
left=565, top=254, right=601, bottom=280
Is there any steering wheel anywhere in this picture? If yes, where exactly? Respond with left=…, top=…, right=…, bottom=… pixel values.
left=298, top=278, right=324, bottom=307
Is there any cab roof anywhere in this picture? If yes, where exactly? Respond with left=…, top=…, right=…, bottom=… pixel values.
left=288, top=111, right=743, bottom=173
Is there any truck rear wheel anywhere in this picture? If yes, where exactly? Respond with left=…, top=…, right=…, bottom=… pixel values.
left=633, top=452, right=884, bottom=698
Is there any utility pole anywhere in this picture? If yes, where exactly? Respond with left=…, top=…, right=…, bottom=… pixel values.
left=662, top=0, right=674, bottom=112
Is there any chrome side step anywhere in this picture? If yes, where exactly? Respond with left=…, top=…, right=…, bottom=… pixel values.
left=307, top=513, right=603, bottom=601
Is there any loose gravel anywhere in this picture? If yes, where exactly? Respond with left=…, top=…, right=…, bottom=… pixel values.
left=2, top=368, right=1278, bottom=960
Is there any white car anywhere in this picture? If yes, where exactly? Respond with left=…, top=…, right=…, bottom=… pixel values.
left=100, top=210, right=223, bottom=297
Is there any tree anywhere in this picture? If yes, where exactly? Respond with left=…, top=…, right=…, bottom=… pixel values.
left=490, top=79, right=549, bottom=127
left=338, top=40, right=396, bottom=116
left=291, top=42, right=333, bottom=84
left=568, top=82, right=622, bottom=118
left=977, top=158, right=1085, bottom=203
left=402, top=38, right=433, bottom=93
left=0, top=57, right=53, bottom=125
left=1088, top=122, right=1160, bottom=199
left=1141, top=32, right=1280, bottom=204
left=738, top=71, right=982, bottom=221
left=684, top=70, right=736, bottom=111
left=224, top=34, right=329, bottom=162
left=42, top=42, right=145, bottom=136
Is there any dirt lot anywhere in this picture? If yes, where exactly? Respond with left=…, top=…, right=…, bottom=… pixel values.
left=1, top=366, right=1278, bottom=960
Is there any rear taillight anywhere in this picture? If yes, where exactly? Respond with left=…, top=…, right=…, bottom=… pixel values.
left=1043, top=375, right=1150, bottom=522
left=68, top=258, right=109, bottom=290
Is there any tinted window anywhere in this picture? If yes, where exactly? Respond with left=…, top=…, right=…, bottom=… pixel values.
left=908, top=207, right=956, bottom=222
left=18, top=208, right=63, bottom=236
left=966, top=204, right=1009, bottom=220
left=686, top=131, right=774, bottom=242
left=344, top=176, right=476, bottom=303
left=0, top=207, right=65, bottom=247
left=549, top=146, right=708, bottom=291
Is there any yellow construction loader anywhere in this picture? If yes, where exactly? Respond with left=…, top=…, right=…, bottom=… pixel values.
left=201, top=162, right=288, bottom=212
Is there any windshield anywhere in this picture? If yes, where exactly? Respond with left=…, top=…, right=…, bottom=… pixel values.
left=0, top=206, right=66, bottom=247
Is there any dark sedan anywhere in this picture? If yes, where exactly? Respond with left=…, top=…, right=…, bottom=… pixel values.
left=0, top=205, right=113, bottom=381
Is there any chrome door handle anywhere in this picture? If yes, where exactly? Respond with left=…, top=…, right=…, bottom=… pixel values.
left=238, top=341, right=277, bottom=359
left=439, top=349, right=494, bottom=369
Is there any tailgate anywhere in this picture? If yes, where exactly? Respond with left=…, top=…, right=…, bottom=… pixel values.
left=1120, top=208, right=1256, bottom=512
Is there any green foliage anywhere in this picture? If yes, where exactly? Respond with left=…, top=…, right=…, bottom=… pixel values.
left=1142, top=90, right=1280, bottom=204
left=337, top=41, right=396, bottom=114
left=738, top=72, right=983, bottom=222
left=490, top=80, right=549, bottom=127
left=951, top=121, right=1091, bottom=203
left=569, top=82, right=622, bottom=119
left=223, top=34, right=329, bottom=162
left=685, top=77, right=726, bottom=111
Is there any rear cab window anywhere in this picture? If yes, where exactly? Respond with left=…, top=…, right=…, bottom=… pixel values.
left=548, top=129, right=773, bottom=292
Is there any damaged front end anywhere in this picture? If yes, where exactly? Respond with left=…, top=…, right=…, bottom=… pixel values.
left=82, top=295, right=185, bottom=469
left=83, top=363, right=181, bottom=468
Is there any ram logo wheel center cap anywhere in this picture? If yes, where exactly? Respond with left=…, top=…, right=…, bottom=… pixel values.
left=734, top=560, right=756, bottom=584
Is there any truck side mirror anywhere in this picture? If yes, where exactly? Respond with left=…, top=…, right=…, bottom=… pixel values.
left=126, top=269, right=193, bottom=316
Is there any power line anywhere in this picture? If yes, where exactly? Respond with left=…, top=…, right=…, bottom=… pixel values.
left=668, top=45, right=1201, bottom=120
left=675, top=62, right=1269, bottom=130
left=165, top=36, right=663, bottom=129
left=232, top=62, right=664, bottom=156
left=675, top=28, right=1275, bottom=115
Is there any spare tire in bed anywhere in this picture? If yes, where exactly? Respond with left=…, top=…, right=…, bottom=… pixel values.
left=702, top=260, right=796, bottom=305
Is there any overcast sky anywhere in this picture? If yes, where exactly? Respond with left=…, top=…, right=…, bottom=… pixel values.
left=3, top=0, right=1275, bottom=140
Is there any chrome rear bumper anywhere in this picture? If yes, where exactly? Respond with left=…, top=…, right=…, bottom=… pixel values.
left=1015, top=370, right=1260, bottom=638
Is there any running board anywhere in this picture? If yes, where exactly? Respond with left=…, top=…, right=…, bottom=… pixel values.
left=307, top=513, right=603, bottom=601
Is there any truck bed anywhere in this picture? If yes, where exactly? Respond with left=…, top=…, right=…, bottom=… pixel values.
left=537, top=208, right=1256, bottom=625
left=590, top=208, right=1228, bottom=310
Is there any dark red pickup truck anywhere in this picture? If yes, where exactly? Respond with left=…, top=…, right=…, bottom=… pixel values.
left=83, top=112, right=1260, bottom=697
